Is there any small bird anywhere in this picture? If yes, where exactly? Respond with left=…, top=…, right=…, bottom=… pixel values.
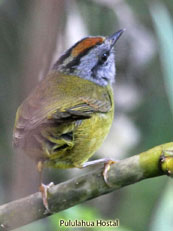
left=13, top=29, right=125, bottom=210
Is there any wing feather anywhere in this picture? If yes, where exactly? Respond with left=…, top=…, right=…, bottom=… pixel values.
left=13, top=72, right=112, bottom=146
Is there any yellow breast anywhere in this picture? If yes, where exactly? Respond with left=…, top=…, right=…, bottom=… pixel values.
left=70, top=109, right=114, bottom=166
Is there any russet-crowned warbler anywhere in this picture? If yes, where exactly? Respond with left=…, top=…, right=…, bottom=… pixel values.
left=13, top=29, right=124, bottom=209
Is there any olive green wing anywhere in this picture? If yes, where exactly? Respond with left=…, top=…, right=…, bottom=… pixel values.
left=15, top=96, right=111, bottom=131
left=48, top=96, right=111, bottom=121
left=13, top=73, right=113, bottom=153
left=13, top=95, right=111, bottom=150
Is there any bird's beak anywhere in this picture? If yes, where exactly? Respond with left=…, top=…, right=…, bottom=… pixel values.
left=107, top=29, right=126, bottom=47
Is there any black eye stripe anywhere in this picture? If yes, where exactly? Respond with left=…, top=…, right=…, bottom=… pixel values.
left=52, top=38, right=87, bottom=69
left=52, top=38, right=103, bottom=70
left=65, top=46, right=94, bottom=70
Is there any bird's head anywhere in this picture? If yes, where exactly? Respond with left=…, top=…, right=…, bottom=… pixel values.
left=53, top=29, right=125, bottom=86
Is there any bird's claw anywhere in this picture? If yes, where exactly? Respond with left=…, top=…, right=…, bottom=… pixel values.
left=39, top=182, right=54, bottom=213
left=103, top=159, right=116, bottom=187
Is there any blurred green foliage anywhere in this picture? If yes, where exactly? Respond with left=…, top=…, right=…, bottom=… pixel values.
left=151, top=2, right=173, bottom=114
left=0, top=0, right=172, bottom=230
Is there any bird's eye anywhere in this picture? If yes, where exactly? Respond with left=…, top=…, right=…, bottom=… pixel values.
left=99, top=52, right=109, bottom=64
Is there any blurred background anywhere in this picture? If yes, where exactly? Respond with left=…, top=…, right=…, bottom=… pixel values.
left=0, top=0, right=173, bottom=230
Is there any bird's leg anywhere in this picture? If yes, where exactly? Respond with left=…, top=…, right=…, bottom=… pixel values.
left=37, top=160, right=43, bottom=184
left=39, top=182, right=54, bottom=213
left=37, top=161, right=54, bottom=212
left=81, top=158, right=116, bottom=186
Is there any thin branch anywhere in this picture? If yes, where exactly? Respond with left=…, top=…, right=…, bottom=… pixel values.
left=0, top=142, right=173, bottom=231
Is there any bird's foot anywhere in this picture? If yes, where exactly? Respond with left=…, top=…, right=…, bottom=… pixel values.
left=81, top=158, right=116, bottom=187
left=39, top=182, right=54, bottom=213
left=103, top=159, right=116, bottom=187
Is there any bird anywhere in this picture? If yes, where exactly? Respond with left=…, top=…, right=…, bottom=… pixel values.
left=13, top=29, right=125, bottom=210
